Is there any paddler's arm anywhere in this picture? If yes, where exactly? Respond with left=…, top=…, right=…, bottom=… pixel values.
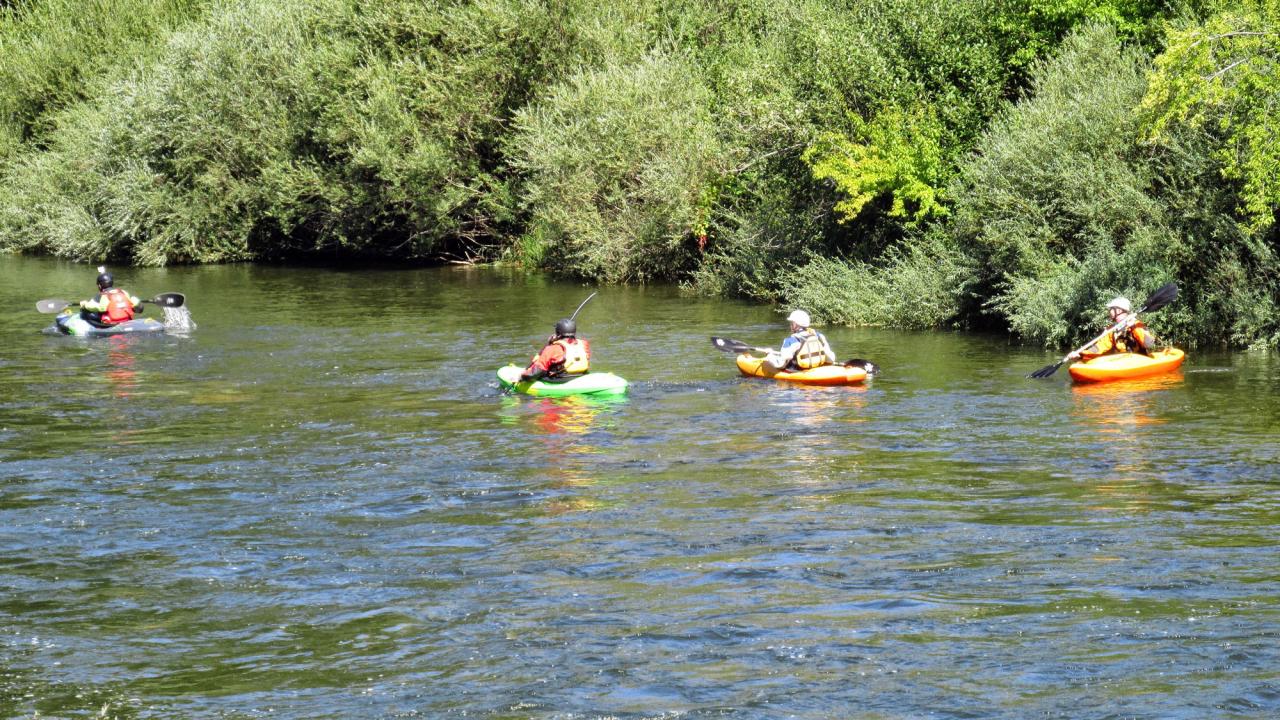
left=520, top=354, right=547, bottom=381
left=79, top=293, right=108, bottom=311
left=765, top=336, right=799, bottom=369
left=1070, top=332, right=1116, bottom=361
left=520, top=344, right=561, bottom=381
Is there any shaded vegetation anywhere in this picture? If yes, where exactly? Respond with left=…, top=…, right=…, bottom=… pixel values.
left=1, top=0, right=1276, bottom=347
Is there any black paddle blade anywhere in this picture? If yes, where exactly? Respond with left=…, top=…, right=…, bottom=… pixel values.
left=711, top=336, right=750, bottom=354
left=844, top=358, right=879, bottom=375
left=35, top=299, right=71, bottom=314
left=1029, top=360, right=1065, bottom=379
left=1139, top=282, right=1178, bottom=314
left=146, top=292, right=185, bottom=308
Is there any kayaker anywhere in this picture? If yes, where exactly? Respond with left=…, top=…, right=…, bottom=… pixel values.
left=1068, top=296, right=1157, bottom=361
left=766, top=310, right=836, bottom=371
left=520, top=318, right=591, bottom=381
left=79, top=267, right=142, bottom=326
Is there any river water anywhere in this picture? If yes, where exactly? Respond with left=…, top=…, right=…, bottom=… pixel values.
left=1, top=256, right=1278, bottom=719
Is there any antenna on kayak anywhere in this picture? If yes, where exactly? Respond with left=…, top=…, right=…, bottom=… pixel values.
left=569, top=291, right=597, bottom=321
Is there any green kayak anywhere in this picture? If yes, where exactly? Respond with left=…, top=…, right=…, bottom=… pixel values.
left=497, top=365, right=629, bottom=397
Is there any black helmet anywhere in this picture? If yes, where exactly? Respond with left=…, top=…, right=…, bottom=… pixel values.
left=554, top=318, right=576, bottom=337
left=96, top=266, right=114, bottom=290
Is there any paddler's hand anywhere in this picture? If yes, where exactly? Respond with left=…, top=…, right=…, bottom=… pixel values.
left=1066, top=351, right=1081, bottom=362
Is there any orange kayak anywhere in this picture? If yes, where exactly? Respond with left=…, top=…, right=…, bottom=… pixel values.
left=1068, top=348, right=1185, bottom=383
left=735, top=354, right=867, bottom=386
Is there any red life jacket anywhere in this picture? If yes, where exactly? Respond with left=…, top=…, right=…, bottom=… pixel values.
left=102, top=288, right=135, bottom=324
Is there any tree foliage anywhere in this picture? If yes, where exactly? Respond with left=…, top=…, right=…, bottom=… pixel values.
left=804, top=105, right=952, bottom=227
left=1, top=0, right=1276, bottom=346
left=1140, top=0, right=1280, bottom=231
left=949, top=21, right=1280, bottom=348
left=0, top=0, right=205, bottom=157
left=509, top=53, right=724, bottom=282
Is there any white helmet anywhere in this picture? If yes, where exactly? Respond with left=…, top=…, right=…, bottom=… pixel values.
left=787, top=309, right=811, bottom=327
left=1106, top=297, right=1132, bottom=312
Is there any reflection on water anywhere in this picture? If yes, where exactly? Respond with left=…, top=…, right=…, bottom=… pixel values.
left=1069, top=371, right=1183, bottom=432
left=760, top=383, right=870, bottom=474
left=104, top=334, right=141, bottom=399
left=1070, top=370, right=1185, bottom=397
left=498, top=393, right=625, bottom=437
left=1068, top=371, right=1187, bottom=514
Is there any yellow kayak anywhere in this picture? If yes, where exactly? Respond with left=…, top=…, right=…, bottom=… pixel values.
left=735, top=354, right=867, bottom=386
left=1068, top=348, right=1185, bottom=383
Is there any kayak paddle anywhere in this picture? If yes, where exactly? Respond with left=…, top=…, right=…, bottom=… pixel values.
left=711, top=336, right=772, bottom=355
left=1028, top=281, right=1179, bottom=379
left=35, top=292, right=186, bottom=314
left=711, top=336, right=879, bottom=374
left=146, top=292, right=186, bottom=308
left=35, top=298, right=71, bottom=314
left=569, top=291, right=597, bottom=321
left=844, top=358, right=879, bottom=374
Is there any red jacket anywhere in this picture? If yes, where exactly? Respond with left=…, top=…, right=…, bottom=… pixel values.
left=523, top=338, right=590, bottom=379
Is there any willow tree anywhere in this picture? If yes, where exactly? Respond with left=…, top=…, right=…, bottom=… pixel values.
left=1141, top=0, right=1280, bottom=231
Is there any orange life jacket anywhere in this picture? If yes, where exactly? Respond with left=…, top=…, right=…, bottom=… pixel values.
left=1114, top=321, right=1152, bottom=354
left=1084, top=321, right=1154, bottom=359
left=102, top=288, right=136, bottom=324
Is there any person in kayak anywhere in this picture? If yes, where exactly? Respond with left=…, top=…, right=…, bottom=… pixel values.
left=1068, top=296, right=1157, bottom=361
left=766, top=310, right=836, bottom=371
left=79, top=267, right=142, bottom=326
left=520, top=318, right=591, bottom=381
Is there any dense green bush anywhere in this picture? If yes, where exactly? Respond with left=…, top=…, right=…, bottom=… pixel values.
left=776, top=230, right=976, bottom=329
left=1140, top=0, right=1280, bottom=233
left=687, top=0, right=1031, bottom=300
left=946, top=24, right=1175, bottom=343
left=2, top=2, right=339, bottom=263
left=0, top=0, right=205, bottom=157
left=1, top=0, right=570, bottom=264
left=1, top=0, right=1275, bottom=346
left=949, top=21, right=1280, bottom=349
left=508, top=53, right=724, bottom=282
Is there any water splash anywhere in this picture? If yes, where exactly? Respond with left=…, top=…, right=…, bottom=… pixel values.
left=162, top=306, right=197, bottom=332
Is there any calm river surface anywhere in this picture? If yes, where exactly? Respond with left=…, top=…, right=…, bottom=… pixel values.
left=2, top=256, right=1278, bottom=719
